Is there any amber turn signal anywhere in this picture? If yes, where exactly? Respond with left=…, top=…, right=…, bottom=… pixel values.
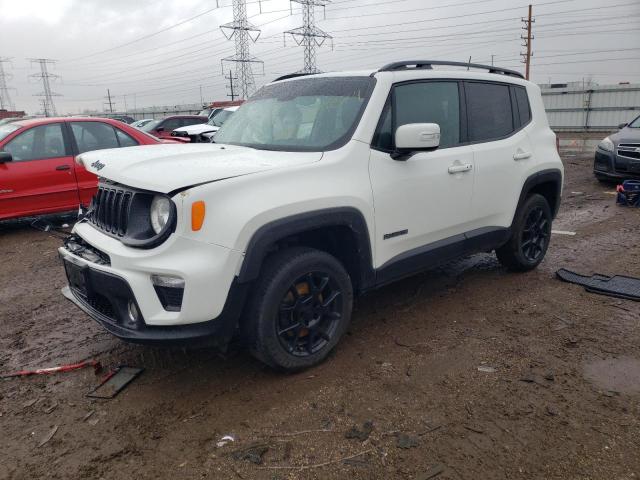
left=191, top=201, right=206, bottom=231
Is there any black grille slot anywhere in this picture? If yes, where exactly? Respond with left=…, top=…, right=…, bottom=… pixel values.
left=618, top=143, right=640, bottom=161
left=89, top=184, right=135, bottom=237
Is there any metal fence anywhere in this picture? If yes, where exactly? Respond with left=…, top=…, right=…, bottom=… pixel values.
left=541, top=83, right=640, bottom=132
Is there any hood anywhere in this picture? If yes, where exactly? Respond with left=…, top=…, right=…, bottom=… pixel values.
left=173, top=123, right=219, bottom=135
left=76, top=144, right=322, bottom=193
left=611, top=126, right=640, bottom=144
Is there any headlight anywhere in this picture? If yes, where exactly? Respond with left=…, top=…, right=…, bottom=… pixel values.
left=598, top=136, right=614, bottom=153
left=150, top=195, right=172, bottom=234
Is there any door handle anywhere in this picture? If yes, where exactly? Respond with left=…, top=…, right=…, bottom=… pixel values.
left=513, top=151, right=532, bottom=161
left=448, top=163, right=473, bottom=174
left=56, top=165, right=71, bottom=171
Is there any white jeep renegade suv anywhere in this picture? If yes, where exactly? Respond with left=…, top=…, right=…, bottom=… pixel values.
left=59, top=61, right=563, bottom=371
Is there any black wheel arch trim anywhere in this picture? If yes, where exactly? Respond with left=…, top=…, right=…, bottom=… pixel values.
left=237, top=207, right=376, bottom=292
left=516, top=168, right=563, bottom=219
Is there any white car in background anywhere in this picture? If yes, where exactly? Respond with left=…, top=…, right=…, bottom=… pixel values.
left=171, top=106, right=239, bottom=143
left=131, top=118, right=155, bottom=129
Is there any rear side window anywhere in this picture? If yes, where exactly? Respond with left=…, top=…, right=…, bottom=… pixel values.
left=4, top=123, right=68, bottom=161
left=466, top=82, right=514, bottom=142
left=513, top=86, right=531, bottom=127
left=71, top=122, right=120, bottom=154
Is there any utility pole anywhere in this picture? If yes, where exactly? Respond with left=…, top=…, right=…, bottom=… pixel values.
left=521, top=4, right=534, bottom=80
left=491, top=54, right=495, bottom=66
left=221, top=0, right=264, bottom=100
left=28, top=58, right=60, bottom=117
left=225, top=70, right=238, bottom=101
left=199, top=85, right=204, bottom=105
left=0, top=57, right=15, bottom=111
left=105, top=89, right=115, bottom=113
left=284, top=0, right=332, bottom=74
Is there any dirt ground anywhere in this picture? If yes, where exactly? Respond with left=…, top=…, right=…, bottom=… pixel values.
left=1, top=149, right=639, bottom=480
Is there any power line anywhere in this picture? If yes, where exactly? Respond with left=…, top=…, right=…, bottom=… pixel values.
left=521, top=4, right=534, bottom=79
left=28, top=58, right=61, bottom=117
left=0, top=57, right=15, bottom=111
left=284, top=1, right=333, bottom=73
left=221, top=0, right=264, bottom=99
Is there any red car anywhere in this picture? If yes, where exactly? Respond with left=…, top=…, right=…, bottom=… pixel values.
left=140, top=115, right=208, bottom=139
left=0, top=117, right=176, bottom=221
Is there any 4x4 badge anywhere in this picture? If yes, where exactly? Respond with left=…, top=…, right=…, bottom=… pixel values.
left=91, top=160, right=106, bottom=171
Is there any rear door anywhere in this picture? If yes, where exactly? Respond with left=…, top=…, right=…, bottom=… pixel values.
left=465, top=81, right=535, bottom=229
left=68, top=120, right=140, bottom=206
left=0, top=123, right=78, bottom=219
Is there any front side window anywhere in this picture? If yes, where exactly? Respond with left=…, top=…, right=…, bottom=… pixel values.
left=372, top=81, right=460, bottom=151
left=115, top=128, right=139, bottom=147
left=4, top=123, right=67, bottom=161
left=71, top=122, right=120, bottom=154
left=182, top=118, right=205, bottom=127
left=215, top=76, right=375, bottom=151
left=466, top=82, right=514, bottom=142
left=628, top=115, right=640, bottom=128
left=160, top=118, right=182, bottom=132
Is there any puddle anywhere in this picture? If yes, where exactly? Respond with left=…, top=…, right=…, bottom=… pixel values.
left=583, top=357, right=640, bottom=395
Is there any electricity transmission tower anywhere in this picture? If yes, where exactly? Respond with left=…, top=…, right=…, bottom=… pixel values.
left=220, top=0, right=263, bottom=100
left=29, top=58, right=61, bottom=117
left=284, top=0, right=332, bottom=74
left=0, top=57, right=15, bottom=111
left=520, top=4, right=534, bottom=80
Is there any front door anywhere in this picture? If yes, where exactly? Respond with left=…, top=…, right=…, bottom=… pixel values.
left=369, top=80, right=475, bottom=276
left=0, top=123, right=78, bottom=219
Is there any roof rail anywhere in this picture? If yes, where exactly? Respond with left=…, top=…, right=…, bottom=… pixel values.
left=273, top=72, right=319, bottom=82
left=378, top=60, right=524, bottom=79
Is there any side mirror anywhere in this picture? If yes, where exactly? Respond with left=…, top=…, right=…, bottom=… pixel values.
left=392, top=123, right=440, bottom=160
left=155, top=127, right=165, bottom=133
left=618, top=123, right=628, bottom=130
left=0, top=151, right=13, bottom=163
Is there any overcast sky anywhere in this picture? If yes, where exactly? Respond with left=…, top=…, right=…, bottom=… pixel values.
left=0, top=0, right=638, bottom=115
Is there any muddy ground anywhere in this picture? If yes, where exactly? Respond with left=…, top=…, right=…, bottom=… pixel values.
left=1, top=150, right=639, bottom=480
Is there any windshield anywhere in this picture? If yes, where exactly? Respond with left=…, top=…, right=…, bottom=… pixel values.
left=214, top=76, right=375, bottom=151
left=208, top=109, right=234, bottom=127
left=629, top=116, right=640, bottom=128
left=141, top=119, right=162, bottom=132
left=0, top=123, right=21, bottom=142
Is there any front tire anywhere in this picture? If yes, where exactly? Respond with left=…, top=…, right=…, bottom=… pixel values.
left=496, top=193, right=552, bottom=272
left=244, top=247, right=353, bottom=371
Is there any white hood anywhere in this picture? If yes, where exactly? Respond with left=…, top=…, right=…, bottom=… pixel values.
left=172, top=123, right=219, bottom=135
left=76, top=144, right=322, bottom=193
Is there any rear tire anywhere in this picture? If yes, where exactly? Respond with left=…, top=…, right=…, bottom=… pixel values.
left=496, top=194, right=552, bottom=272
left=243, top=247, right=353, bottom=371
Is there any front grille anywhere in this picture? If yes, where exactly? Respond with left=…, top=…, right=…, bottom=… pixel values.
left=617, top=143, right=640, bottom=161
left=89, top=185, right=133, bottom=237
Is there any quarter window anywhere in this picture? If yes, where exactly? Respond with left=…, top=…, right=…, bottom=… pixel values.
left=466, top=82, right=514, bottom=142
left=513, top=86, right=531, bottom=127
left=4, top=123, right=67, bottom=161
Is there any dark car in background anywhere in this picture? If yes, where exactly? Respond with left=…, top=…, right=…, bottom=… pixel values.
left=594, top=116, right=640, bottom=182
left=140, top=115, right=207, bottom=140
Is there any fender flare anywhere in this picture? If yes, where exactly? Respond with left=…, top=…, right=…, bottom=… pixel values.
left=516, top=168, right=563, bottom=219
left=237, top=207, right=375, bottom=290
